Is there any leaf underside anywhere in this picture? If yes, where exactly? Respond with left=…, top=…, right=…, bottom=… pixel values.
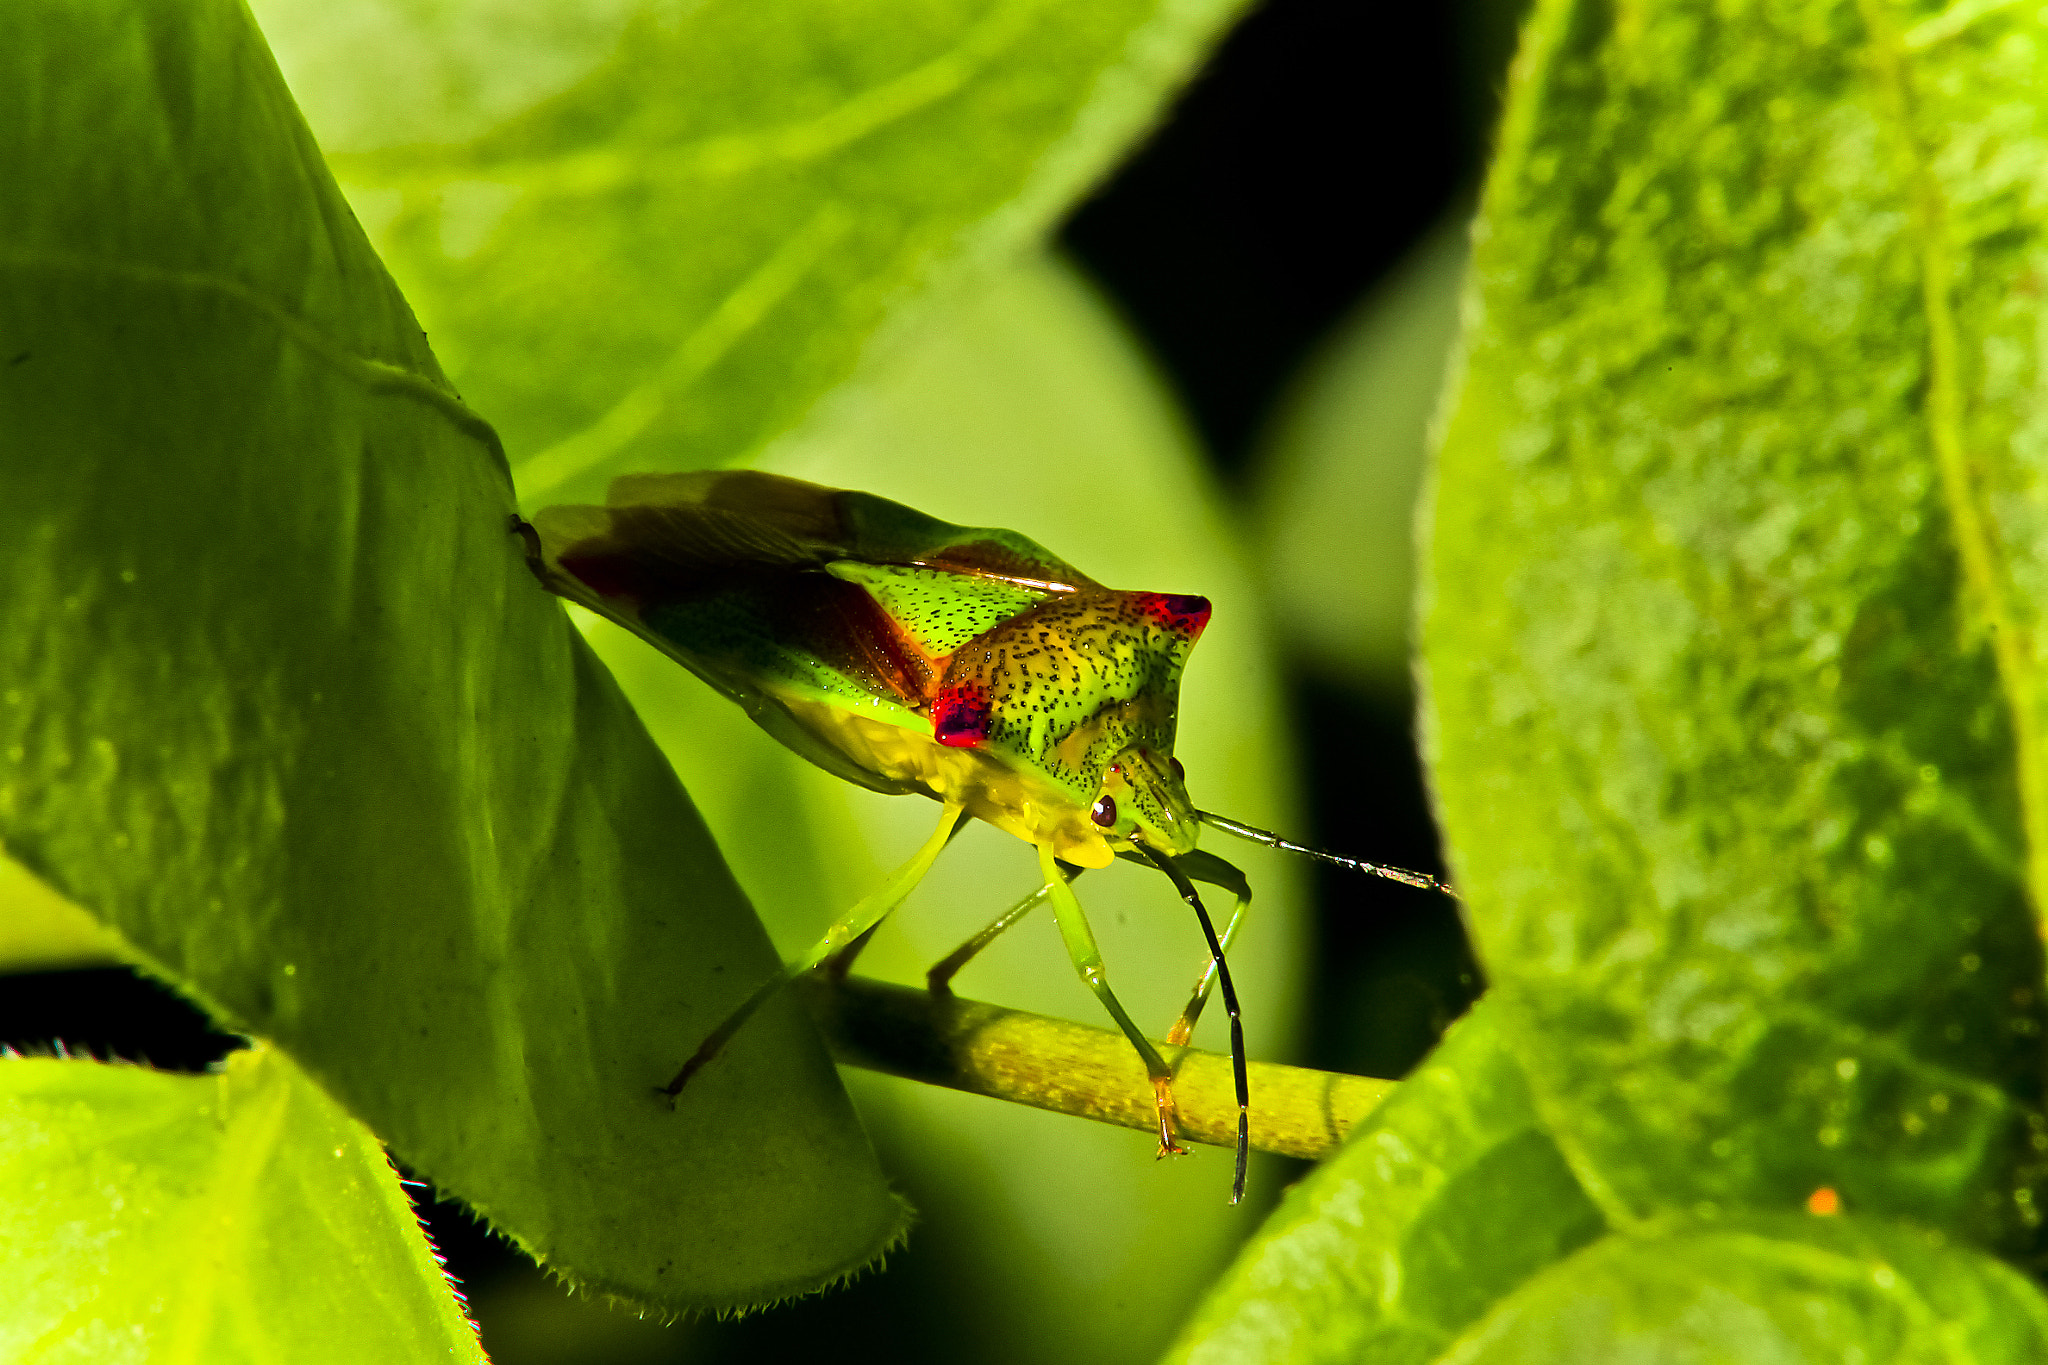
left=1, top=0, right=904, bottom=1313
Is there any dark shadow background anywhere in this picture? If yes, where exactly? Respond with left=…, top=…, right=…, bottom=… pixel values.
left=1, top=0, right=1523, bottom=1358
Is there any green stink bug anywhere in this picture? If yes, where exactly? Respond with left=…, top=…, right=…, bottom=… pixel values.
left=517, top=470, right=1448, bottom=1203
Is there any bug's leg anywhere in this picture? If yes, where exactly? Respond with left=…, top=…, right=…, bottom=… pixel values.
left=661, top=804, right=968, bottom=1099
left=1036, top=842, right=1186, bottom=1159
left=1138, top=842, right=1250, bottom=1204
left=925, top=863, right=1080, bottom=995
left=822, top=921, right=885, bottom=982
left=1162, top=851, right=1252, bottom=1046
left=823, top=807, right=977, bottom=979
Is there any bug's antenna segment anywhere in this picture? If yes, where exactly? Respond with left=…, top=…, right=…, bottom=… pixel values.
left=1138, top=842, right=1249, bottom=1205
left=1197, top=810, right=1458, bottom=899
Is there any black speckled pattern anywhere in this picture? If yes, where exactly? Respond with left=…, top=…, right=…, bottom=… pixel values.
left=942, top=591, right=1201, bottom=804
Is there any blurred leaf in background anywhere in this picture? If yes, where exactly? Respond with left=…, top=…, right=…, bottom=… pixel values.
left=1241, top=215, right=1481, bottom=1085
left=0, top=1046, right=485, bottom=1363
left=1251, top=215, right=1467, bottom=698
left=252, top=0, right=1254, bottom=506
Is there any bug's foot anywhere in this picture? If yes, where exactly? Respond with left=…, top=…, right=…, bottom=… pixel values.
left=659, top=1050, right=714, bottom=1105
left=1151, top=1077, right=1190, bottom=1158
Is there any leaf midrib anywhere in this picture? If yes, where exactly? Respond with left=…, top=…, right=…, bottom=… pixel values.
left=0, top=248, right=505, bottom=471
left=1858, top=0, right=2048, bottom=940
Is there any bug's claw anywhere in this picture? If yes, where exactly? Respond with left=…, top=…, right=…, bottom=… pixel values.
left=1151, top=1077, right=1189, bottom=1158
left=660, top=1053, right=710, bottom=1104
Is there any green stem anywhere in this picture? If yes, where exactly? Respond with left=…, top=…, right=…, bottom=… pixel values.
left=793, top=973, right=1397, bottom=1162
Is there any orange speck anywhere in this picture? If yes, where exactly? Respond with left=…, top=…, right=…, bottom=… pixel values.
left=1806, top=1186, right=1842, bottom=1216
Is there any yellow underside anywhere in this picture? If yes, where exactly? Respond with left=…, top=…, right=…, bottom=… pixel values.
left=778, top=697, right=1116, bottom=868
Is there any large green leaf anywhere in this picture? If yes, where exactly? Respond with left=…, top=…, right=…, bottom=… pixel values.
left=1438, top=1215, right=2048, bottom=1364
left=573, top=252, right=1309, bottom=1365
left=0, top=0, right=900, bottom=1311
left=1423, top=0, right=2048, bottom=1249
left=1163, top=999, right=1606, bottom=1365
left=0, top=1047, right=485, bottom=1363
left=249, top=0, right=1250, bottom=505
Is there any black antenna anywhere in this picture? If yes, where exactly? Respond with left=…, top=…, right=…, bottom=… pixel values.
left=1197, top=811, right=1457, bottom=899
left=1137, top=842, right=1249, bottom=1205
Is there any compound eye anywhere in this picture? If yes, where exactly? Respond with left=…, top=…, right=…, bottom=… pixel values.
left=1169, top=757, right=1185, bottom=782
left=1090, top=795, right=1118, bottom=828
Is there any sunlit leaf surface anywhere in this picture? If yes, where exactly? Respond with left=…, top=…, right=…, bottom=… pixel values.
left=1164, top=1001, right=1605, bottom=1365
left=1440, top=1215, right=2048, bottom=1364
left=0, top=1047, right=486, bottom=1364
left=1426, top=0, right=2048, bottom=1245
left=1180, top=0, right=2048, bottom=1353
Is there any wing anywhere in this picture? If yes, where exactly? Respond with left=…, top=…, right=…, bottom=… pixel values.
left=526, top=470, right=1097, bottom=794
left=598, top=470, right=1097, bottom=589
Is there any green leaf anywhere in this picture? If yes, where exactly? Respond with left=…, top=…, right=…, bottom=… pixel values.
left=1250, top=216, right=1467, bottom=695
left=1164, top=999, right=1606, bottom=1365
left=0, top=1046, right=485, bottom=1363
left=1423, top=0, right=2048, bottom=1247
left=1438, top=1214, right=2048, bottom=1364
left=0, top=850, right=123, bottom=974
left=249, top=0, right=1252, bottom=503
left=583, top=252, right=1311, bottom=1365
left=0, top=0, right=902, bottom=1311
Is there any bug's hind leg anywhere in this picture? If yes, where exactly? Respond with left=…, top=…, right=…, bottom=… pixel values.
left=661, top=803, right=968, bottom=1099
left=1037, top=842, right=1186, bottom=1159
left=925, top=863, right=1080, bottom=995
left=815, top=802, right=974, bottom=982
left=1162, top=851, right=1251, bottom=1046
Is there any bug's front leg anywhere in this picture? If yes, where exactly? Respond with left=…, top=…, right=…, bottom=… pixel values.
left=1161, top=851, right=1252, bottom=1046
left=1037, top=842, right=1186, bottom=1158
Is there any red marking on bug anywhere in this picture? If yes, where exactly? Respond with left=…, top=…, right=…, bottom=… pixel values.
left=1134, top=593, right=1211, bottom=637
left=1806, top=1187, right=1841, bottom=1217
left=932, top=685, right=991, bottom=747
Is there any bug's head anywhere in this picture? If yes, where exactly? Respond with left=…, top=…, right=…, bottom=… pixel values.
left=1090, top=747, right=1198, bottom=857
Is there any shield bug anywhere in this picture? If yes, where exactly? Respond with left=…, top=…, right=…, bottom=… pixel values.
left=517, top=470, right=1450, bottom=1203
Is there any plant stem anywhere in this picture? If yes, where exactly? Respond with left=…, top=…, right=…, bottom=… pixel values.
left=793, top=973, right=1396, bottom=1161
